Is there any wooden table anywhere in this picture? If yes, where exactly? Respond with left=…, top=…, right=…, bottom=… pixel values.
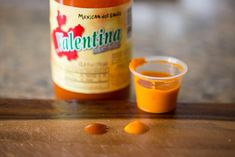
left=0, top=99, right=234, bottom=157
left=1, top=0, right=235, bottom=103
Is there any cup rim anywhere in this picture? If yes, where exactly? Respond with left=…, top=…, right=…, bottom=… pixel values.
left=129, top=56, right=188, bottom=80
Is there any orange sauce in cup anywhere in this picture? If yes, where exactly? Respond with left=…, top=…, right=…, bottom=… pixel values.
left=135, top=71, right=180, bottom=113
left=129, top=57, right=182, bottom=113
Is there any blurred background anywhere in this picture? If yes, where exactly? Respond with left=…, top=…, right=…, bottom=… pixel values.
left=0, top=0, right=234, bottom=102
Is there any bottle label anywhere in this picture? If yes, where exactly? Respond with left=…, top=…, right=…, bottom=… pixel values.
left=50, top=0, right=132, bottom=94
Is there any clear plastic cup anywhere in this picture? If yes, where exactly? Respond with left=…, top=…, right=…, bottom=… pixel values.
left=129, top=56, right=188, bottom=113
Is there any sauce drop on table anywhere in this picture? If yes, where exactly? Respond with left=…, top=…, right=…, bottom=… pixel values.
left=84, top=123, right=108, bottom=135
left=124, top=120, right=149, bottom=135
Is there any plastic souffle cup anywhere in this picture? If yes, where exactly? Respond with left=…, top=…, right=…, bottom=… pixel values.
left=129, top=56, right=188, bottom=113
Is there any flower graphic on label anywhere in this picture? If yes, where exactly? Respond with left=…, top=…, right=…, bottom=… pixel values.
left=52, top=11, right=85, bottom=61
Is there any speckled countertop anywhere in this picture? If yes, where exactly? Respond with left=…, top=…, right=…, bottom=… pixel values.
left=0, top=0, right=235, bottom=102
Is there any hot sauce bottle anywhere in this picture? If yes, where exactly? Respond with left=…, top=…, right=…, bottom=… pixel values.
left=50, top=0, right=132, bottom=100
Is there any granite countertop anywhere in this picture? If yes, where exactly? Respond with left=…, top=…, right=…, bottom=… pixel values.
left=0, top=0, right=235, bottom=102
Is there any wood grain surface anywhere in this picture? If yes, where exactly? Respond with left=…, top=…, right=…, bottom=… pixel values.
left=0, top=99, right=235, bottom=157
left=0, top=99, right=235, bottom=120
left=1, top=0, right=235, bottom=103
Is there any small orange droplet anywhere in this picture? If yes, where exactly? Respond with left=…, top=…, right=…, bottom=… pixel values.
left=84, top=123, right=108, bottom=135
left=124, top=120, right=149, bottom=135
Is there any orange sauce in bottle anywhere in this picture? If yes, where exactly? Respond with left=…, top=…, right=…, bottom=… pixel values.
left=51, top=0, right=132, bottom=100
left=54, top=84, right=130, bottom=100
